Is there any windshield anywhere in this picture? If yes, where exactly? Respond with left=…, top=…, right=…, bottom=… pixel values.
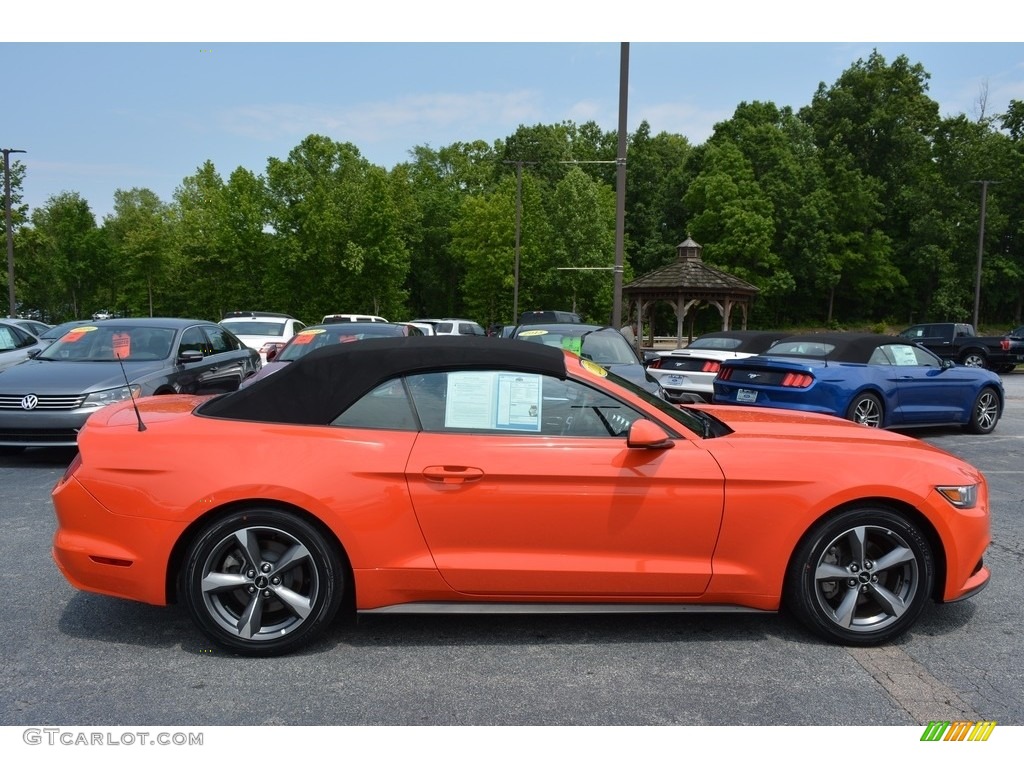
left=39, top=325, right=176, bottom=361
left=593, top=363, right=723, bottom=438
left=278, top=325, right=406, bottom=362
left=517, top=328, right=639, bottom=365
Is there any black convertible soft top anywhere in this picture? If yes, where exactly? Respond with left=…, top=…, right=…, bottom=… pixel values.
left=766, top=332, right=908, bottom=364
left=198, top=335, right=568, bottom=424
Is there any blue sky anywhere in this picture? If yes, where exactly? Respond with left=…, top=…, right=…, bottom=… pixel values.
left=3, top=4, right=1023, bottom=221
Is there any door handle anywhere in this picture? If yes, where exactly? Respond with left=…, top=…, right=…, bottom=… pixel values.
left=422, top=466, right=484, bottom=484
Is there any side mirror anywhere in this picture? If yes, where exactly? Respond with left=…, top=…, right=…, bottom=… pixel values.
left=178, top=350, right=204, bottom=364
left=627, top=419, right=674, bottom=449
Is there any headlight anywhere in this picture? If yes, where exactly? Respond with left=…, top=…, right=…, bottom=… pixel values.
left=82, top=385, right=142, bottom=408
left=937, top=484, right=978, bottom=509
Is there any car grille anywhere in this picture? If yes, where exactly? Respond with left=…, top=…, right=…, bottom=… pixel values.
left=0, top=428, right=80, bottom=444
left=0, top=394, right=88, bottom=410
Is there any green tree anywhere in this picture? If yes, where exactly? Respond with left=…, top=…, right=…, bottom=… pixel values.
left=547, top=167, right=617, bottom=322
left=104, top=188, right=174, bottom=317
left=23, top=192, right=103, bottom=320
left=265, top=134, right=409, bottom=322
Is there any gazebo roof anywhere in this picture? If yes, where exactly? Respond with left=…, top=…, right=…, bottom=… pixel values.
left=624, top=237, right=758, bottom=299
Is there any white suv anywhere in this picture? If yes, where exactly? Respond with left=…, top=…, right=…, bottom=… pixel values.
left=411, top=318, right=486, bottom=336
left=219, top=312, right=306, bottom=363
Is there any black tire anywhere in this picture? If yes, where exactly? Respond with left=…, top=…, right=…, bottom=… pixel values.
left=181, top=507, right=345, bottom=656
left=785, top=506, right=934, bottom=645
left=965, top=386, right=1000, bottom=434
left=845, top=393, right=883, bottom=427
left=959, top=350, right=987, bottom=368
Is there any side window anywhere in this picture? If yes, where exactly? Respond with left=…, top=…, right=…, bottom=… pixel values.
left=203, top=325, right=236, bottom=354
left=179, top=327, right=208, bottom=356
left=332, top=380, right=417, bottom=431
left=876, top=344, right=939, bottom=368
left=406, top=370, right=642, bottom=438
left=0, top=325, right=34, bottom=350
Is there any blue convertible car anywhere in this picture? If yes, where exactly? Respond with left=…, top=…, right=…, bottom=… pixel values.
left=712, top=332, right=1003, bottom=433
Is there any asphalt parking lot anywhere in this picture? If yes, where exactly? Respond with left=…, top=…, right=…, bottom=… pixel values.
left=1, top=377, right=1022, bottom=728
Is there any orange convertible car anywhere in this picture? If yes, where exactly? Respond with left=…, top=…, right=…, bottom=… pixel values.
left=52, top=337, right=991, bottom=655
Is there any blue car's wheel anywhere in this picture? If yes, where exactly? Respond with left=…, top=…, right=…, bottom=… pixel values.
left=966, top=386, right=1000, bottom=434
left=846, top=393, right=883, bottom=428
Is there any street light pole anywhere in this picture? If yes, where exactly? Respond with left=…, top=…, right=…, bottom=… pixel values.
left=2, top=148, right=26, bottom=319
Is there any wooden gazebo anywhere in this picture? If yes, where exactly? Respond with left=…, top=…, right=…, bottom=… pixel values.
left=622, top=237, right=759, bottom=348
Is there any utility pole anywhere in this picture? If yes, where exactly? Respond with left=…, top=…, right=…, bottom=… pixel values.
left=612, top=42, right=629, bottom=330
left=502, top=160, right=538, bottom=321
left=971, top=180, right=999, bottom=329
left=2, top=148, right=26, bottom=319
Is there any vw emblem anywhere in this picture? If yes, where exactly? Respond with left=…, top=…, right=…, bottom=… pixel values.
left=21, top=394, right=39, bottom=410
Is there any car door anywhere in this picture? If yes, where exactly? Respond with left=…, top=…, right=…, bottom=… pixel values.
left=171, top=325, right=245, bottom=394
left=402, top=370, right=725, bottom=597
left=874, top=343, right=968, bottom=424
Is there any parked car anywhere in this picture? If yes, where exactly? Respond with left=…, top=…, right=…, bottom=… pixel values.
left=219, top=311, right=306, bottom=363
left=0, top=318, right=43, bottom=373
left=322, top=313, right=389, bottom=324
left=239, top=321, right=422, bottom=388
left=412, top=318, right=487, bottom=336
left=91, top=309, right=112, bottom=320
left=34, top=319, right=95, bottom=351
left=897, top=322, right=1024, bottom=372
left=512, top=323, right=663, bottom=396
left=518, top=310, right=582, bottom=325
left=646, top=330, right=790, bottom=403
left=0, top=318, right=260, bottom=450
left=8, top=317, right=52, bottom=337
left=52, top=336, right=991, bottom=655
left=712, top=332, right=1003, bottom=433
left=405, top=321, right=436, bottom=336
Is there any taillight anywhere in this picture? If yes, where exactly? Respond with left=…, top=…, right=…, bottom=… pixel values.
left=647, top=358, right=662, bottom=369
left=1001, top=338, right=1010, bottom=351
left=717, top=367, right=734, bottom=381
left=781, top=372, right=814, bottom=388
left=702, top=360, right=721, bottom=373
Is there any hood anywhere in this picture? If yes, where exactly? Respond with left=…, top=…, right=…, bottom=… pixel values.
left=693, top=403, right=953, bottom=451
left=0, top=358, right=168, bottom=394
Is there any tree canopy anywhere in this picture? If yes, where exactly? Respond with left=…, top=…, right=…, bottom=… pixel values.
left=5, top=51, right=1023, bottom=335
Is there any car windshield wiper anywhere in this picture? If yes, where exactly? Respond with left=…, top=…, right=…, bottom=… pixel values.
left=683, top=406, right=713, bottom=438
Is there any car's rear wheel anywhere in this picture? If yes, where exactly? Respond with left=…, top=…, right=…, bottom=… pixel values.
left=846, top=393, right=883, bottom=427
left=181, top=508, right=344, bottom=656
left=785, top=507, right=934, bottom=645
left=959, top=350, right=987, bottom=368
left=965, top=386, right=1000, bottom=434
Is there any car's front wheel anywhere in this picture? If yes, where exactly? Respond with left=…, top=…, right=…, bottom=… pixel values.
left=965, top=386, right=1000, bottom=434
left=181, top=508, right=345, bottom=656
left=846, top=393, right=883, bottom=427
left=785, top=507, right=934, bottom=645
